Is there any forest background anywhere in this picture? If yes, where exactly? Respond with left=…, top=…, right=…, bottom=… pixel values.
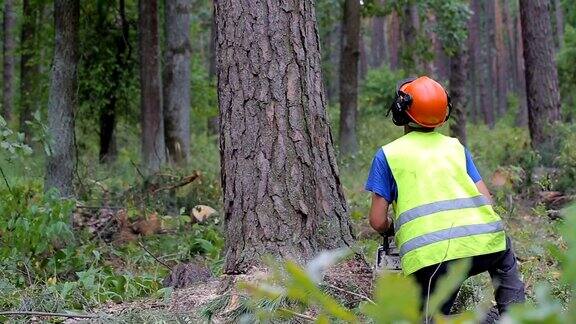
left=1, top=0, right=576, bottom=322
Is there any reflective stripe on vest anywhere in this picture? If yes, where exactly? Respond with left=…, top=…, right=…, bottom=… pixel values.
left=394, top=195, right=491, bottom=232
left=399, top=221, right=504, bottom=256
left=382, top=131, right=506, bottom=275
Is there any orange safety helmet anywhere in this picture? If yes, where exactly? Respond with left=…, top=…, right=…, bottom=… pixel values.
left=389, top=76, right=451, bottom=128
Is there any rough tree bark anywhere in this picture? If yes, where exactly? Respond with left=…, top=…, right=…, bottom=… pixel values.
left=45, top=0, right=79, bottom=198
left=164, top=0, right=191, bottom=164
left=20, top=0, right=39, bottom=142
left=99, top=0, right=130, bottom=163
left=139, top=0, right=166, bottom=172
left=2, top=0, right=17, bottom=122
left=215, top=0, right=354, bottom=273
left=519, top=0, right=561, bottom=152
left=448, top=47, right=468, bottom=146
left=339, top=0, right=360, bottom=156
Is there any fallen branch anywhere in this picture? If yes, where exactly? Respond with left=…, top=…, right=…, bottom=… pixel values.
left=0, top=311, right=98, bottom=319
left=76, top=205, right=123, bottom=210
left=278, top=308, right=316, bottom=322
left=149, top=171, right=201, bottom=194
left=324, top=283, right=376, bottom=305
left=139, top=241, right=173, bottom=271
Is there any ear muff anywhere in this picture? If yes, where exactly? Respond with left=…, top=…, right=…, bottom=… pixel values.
left=387, top=77, right=417, bottom=126
left=445, top=92, right=453, bottom=122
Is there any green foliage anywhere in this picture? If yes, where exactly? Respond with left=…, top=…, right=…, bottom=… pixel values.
left=558, top=25, right=576, bottom=120
left=0, top=116, right=33, bottom=159
left=467, top=123, right=532, bottom=177
left=362, top=273, right=421, bottom=322
left=428, top=0, right=471, bottom=56
left=0, top=186, right=76, bottom=278
left=361, top=66, right=406, bottom=115
left=504, top=204, right=576, bottom=322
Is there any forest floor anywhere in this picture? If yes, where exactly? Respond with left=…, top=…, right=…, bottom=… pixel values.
left=59, top=185, right=568, bottom=323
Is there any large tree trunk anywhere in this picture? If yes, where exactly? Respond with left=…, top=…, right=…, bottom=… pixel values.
left=164, top=0, right=191, bottom=164
left=19, top=0, right=39, bottom=142
left=215, top=0, right=354, bottom=274
left=45, top=0, right=79, bottom=198
left=448, top=47, right=468, bottom=146
left=99, top=0, right=130, bottom=163
left=339, top=0, right=360, bottom=156
left=2, top=0, right=17, bottom=122
left=519, top=0, right=561, bottom=153
left=139, top=0, right=166, bottom=172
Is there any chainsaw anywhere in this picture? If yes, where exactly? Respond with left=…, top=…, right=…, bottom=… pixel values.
left=375, top=232, right=402, bottom=273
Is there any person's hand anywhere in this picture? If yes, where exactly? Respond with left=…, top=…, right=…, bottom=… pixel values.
left=380, top=217, right=395, bottom=237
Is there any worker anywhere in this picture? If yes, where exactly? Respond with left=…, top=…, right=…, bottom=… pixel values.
left=365, top=76, right=526, bottom=317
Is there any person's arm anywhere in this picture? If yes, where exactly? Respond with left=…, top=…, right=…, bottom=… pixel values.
left=369, top=193, right=392, bottom=233
left=475, top=180, right=493, bottom=204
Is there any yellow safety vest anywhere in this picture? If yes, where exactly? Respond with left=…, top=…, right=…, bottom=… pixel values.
left=382, top=131, right=506, bottom=275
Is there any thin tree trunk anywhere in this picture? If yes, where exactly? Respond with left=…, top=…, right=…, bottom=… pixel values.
left=339, top=0, right=360, bottom=156
left=99, top=0, right=129, bottom=163
left=359, top=32, right=368, bottom=80
left=449, top=46, right=468, bottom=146
left=327, top=22, right=341, bottom=102
left=45, top=0, right=79, bottom=198
left=215, top=0, right=354, bottom=273
left=494, top=0, right=508, bottom=116
left=139, top=0, right=166, bottom=172
left=2, top=0, right=17, bottom=122
left=519, top=0, right=561, bottom=154
left=400, top=3, right=419, bottom=72
left=468, top=1, right=480, bottom=123
left=477, top=0, right=495, bottom=127
left=554, top=0, right=564, bottom=48
left=387, top=14, right=400, bottom=70
left=208, top=9, right=216, bottom=79
left=164, top=0, right=191, bottom=164
left=207, top=6, right=219, bottom=135
left=370, top=1, right=387, bottom=68
left=502, top=0, right=516, bottom=96
left=20, top=0, right=39, bottom=142
left=514, top=11, right=528, bottom=126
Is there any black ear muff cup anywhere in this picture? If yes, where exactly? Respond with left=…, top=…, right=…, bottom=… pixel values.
left=387, top=77, right=418, bottom=126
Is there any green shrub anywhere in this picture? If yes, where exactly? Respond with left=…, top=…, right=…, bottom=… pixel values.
left=360, top=66, right=406, bottom=116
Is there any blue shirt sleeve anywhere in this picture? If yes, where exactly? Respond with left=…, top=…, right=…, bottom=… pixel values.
left=365, top=148, right=397, bottom=203
left=465, top=148, right=482, bottom=183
